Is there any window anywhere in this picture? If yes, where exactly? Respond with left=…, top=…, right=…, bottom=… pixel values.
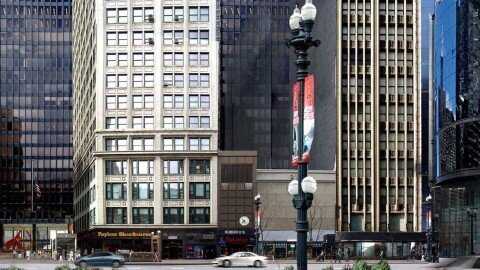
left=163, top=53, right=173, bottom=66
left=107, top=8, right=128, bottom=24
left=163, top=182, right=184, bottom=200
left=105, top=138, right=128, bottom=151
left=107, top=9, right=117, bottom=24
left=132, top=183, right=154, bottom=200
left=163, top=116, right=184, bottom=128
left=200, top=73, right=209, bottom=87
left=106, top=183, right=127, bottom=200
left=106, top=117, right=128, bottom=129
left=163, top=73, right=183, bottom=87
left=189, top=159, right=210, bottom=175
left=106, top=32, right=128, bottom=46
left=133, top=116, right=154, bottom=129
left=132, top=160, right=154, bottom=175
left=163, top=7, right=173, bottom=22
left=163, top=160, right=184, bottom=175
left=133, top=31, right=154, bottom=46
left=189, top=95, right=209, bottom=108
left=132, top=208, right=154, bottom=224
left=200, top=95, right=209, bottom=108
left=189, top=116, right=209, bottom=128
left=106, top=95, right=127, bottom=110
left=118, top=9, right=128, bottom=23
left=163, top=138, right=185, bottom=151
left=189, top=30, right=199, bottom=45
left=105, top=160, right=127, bottom=175
left=132, top=138, right=154, bottom=151
left=189, top=137, right=210, bottom=151
left=189, top=207, right=210, bottom=224
left=175, top=74, right=184, bottom=87
left=199, top=30, right=209, bottom=45
left=174, top=53, right=184, bottom=66
left=163, top=95, right=184, bottom=109
left=133, top=52, right=154, bottom=66
left=163, top=30, right=183, bottom=45
left=106, top=208, right=127, bottom=224
left=188, top=73, right=209, bottom=88
left=189, top=6, right=209, bottom=22
left=106, top=74, right=128, bottom=88
left=189, top=30, right=209, bottom=45
left=106, top=53, right=127, bottom=67
left=188, top=73, right=199, bottom=88
left=174, top=7, right=184, bottom=22
left=132, top=95, right=154, bottom=109
left=199, top=53, right=209, bottom=66
left=133, top=7, right=154, bottom=23
left=189, top=183, right=210, bottom=199
left=163, top=207, right=184, bottom=224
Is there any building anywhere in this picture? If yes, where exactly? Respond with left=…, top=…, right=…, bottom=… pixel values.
left=72, top=0, right=219, bottom=258
left=0, top=0, right=73, bottom=251
left=433, top=0, right=480, bottom=257
left=336, top=0, right=424, bottom=251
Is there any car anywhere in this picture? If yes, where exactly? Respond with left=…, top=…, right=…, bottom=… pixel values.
left=213, top=252, right=267, bottom=268
left=74, top=251, right=125, bottom=268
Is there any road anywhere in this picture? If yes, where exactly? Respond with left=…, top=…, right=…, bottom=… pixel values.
left=0, top=262, right=436, bottom=270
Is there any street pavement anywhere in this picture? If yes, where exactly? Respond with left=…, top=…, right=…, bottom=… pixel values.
left=0, top=260, right=439, bottom=270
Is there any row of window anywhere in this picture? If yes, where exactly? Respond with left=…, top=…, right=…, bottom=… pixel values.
left=106, top=6, right=209, bottom=24
left=105, top=137, right=211, bottom=151
left=106, top=30, right=209, bottom=46
left=105, top=182, right=210, bottom=200
left=105, top=159, right=210, bottom=176
left=107, top=52, right=209, bottom=67
left=106, top=73, right=210, bottom=88
left=105, top=116, right=210, bottom=129
left=106, top=94, right=210, bottom=110
left=106, top=206, right=210, bottom=224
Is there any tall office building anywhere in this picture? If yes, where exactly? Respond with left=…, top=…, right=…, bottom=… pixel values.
left=433, top=0, right=480, bottom=257
left=0, top=1, right=73, bottom=250
left=72, top=0, right=219, bottom=257
left=218, top=0, right=337, bottom=170
left=336, top=0, right=423, bottom=237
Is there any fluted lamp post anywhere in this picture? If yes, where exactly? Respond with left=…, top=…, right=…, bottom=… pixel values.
left=288, top=176, right=317, bottom=270
left=287, top=1, right=319, bottom=269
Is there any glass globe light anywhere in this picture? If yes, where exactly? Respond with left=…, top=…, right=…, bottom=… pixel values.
left=288, top=180, right=299, bottom=196
left=301, top=176, right=317, bottom=194
left=301, top=0, right=317, bottom=22
left=289, top=6, right=302, bottom=30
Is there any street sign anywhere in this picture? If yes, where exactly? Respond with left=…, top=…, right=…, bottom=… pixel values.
left=239, top=216, right=250, bottom=226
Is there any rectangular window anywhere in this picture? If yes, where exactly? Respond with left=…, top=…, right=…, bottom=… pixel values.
left=163, top=138, right=184, bottom=151
left=132, top=160, right=154, bottom=175
left=118, top=96, right=127, bottom=109
left=106, top=74, right=117, bottom=88
left=174, top=95, right=184, bottom=108
left=174, top=53, right=184, bottom=66
left=106, top=183, right=127, bottom=200
left=189, top=6, right=209, bottom=22
left=189, top=183, right=210, bottom=199
left=189, top=207, right=210, bottom=224
left=118, top=32, right=128, bottom=46
left=174, top=116, right=184, bottom=128
left=133, top=7, right=144, bottom=23
left=132, top=138, right=154, bottom=151
left=133, top=7, right=154, bottom=23
left=107, top=53, right=117, bottom=67
left=174, top=73, right=184, bottom=87
left=118, top=117, right=128, bottom=129
left=106, top=9, right=117, bottom=24
left=199, top=7, right=209, bottom=22
left=105, top=160, right=127, bottom=175
left=199, top=53, right=209, bottom=66
left=189, top=95, right=199, bottom=109
left=163, top=53, right=173, bottom=66
left=163, top=207, right=184, bottom=224
left=200, top=116, right=210, bottom=128
left=133, top=52, right=154, bottom=66
left=200, top=73, right=209, bottom=87
left=163, top=160, right=184, bottom=175
left=144, top=116, right=154, bottom=128
left=189, top=73, right=199, bottom=88
left=163, top=7, right=173, bottom=22
left=189, top=138, right=210, bottom=151
left=163, top=182, right=184, bottom=200
left=174, top=7, right=184, bottom=22
left=163, top=116, right=173, bottom=129
left=189, top=116, right=199, bottom=128
left=133, top=95, right=143, bottom=109
left=106, top=96, right=116, bottom=109
left=118, top=74, right=128, bottom=87
left=189, top=53, right=198, bottom=66
left=189, top=30, right=199, bottom=45
left=132, top=183, right=154, bottom=200
left=118, top=53, right=128, bottom=66
left=163, top=30, right=173, bottom=45
left=163, top=73, right=173, bottom=87
left=189, top=159, right=210, bottom=175
left=132, top=208, right=154, bottom=224
left=106, top=118, right=117, bottom=129
left=199, top=30, right=209, bottom=45
left=105, top=138, right=128, bottom=151
left=163, top=95, right=173, bottom=108
left=107, top=32, right=117, bottom=46
left=144, top=53, right=154, bottom=66
left=106, top=207, right=127, bottom=224
left=118, top=9, right=128, bottom=23
left=189, top=7, right=199, bottom=22
left=174, top=30, right=183, bottom=44
left=133, top=31, right=143, bottom=46
left=200, top=95, right=210, bottom=108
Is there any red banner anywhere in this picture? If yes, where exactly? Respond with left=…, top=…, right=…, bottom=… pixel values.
left=292, top=74, right=315, bottom=166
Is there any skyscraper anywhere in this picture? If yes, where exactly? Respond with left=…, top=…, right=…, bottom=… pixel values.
left=0, top=0, right=73, bottom=250
left=433, top=0, right=480, bottom=257
left=336, top=0, right=423, bottom=235
left=72, top=0, right=219, bottom=255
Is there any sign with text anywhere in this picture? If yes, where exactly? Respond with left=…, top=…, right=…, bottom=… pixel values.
left=292, top=74, right=315, bottom=167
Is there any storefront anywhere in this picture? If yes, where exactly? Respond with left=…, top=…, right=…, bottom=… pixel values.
left=77, top=228, right=217, bottom=259
left=2, top=223, right=69, bottom=252
left=217, top=229, right=255, bottom=255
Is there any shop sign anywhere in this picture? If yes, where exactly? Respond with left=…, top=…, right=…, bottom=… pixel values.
left=96, top=232, right=151, bottom=238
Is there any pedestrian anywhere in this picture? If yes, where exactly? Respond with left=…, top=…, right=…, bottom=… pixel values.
left=129, top=250, right=133, bottom=262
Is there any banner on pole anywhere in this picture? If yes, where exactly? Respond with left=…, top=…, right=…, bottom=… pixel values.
left=292, top=74, right=315, bottom=167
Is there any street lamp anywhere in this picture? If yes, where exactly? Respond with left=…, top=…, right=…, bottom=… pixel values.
left=288, top=176, right=317, bottom=270
left=467, top=208, right=477, bottom=255
left=287, top=1, right=319, bottom=269
left=425, top=194, right=433, bottom=262
left=254, top=194, right=262, bottom=254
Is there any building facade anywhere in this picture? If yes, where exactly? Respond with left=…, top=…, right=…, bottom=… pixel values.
left=336, top=0, right=423, bottom=235
left=0, top=0, right=73, bottom=251
left=433, top=0, right=480, bottom=257
left=72, top=0, right=219, bottom=258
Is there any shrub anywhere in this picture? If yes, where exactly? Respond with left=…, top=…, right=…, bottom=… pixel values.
left=372, top=260, right=391, bottom=270
left=353, top=259, right=370, bottom=270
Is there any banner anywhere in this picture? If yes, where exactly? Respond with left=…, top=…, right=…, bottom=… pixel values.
left=292, top=74, right=315, bottom=166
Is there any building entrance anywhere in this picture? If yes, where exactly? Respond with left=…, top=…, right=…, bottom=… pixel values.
left=162, top=240, right=183, bottom=259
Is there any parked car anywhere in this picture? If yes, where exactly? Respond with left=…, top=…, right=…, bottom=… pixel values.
left=74, top=252, right=125, bottom=268
left=213, top=252, right=267, bottom=268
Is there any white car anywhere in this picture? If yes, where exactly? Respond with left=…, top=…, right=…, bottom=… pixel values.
left=213, top=252, right=267, bottom=268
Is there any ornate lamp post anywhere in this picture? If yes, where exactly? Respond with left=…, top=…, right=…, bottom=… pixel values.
left=287, top=1, right=319, bottom=269
left=254, top=194, right=262, bottom=254
left=467, top=208, right=477, bottom=255
left=288, top=176, right=317, bottom=270
left=425, top=194, right=433, bottom=262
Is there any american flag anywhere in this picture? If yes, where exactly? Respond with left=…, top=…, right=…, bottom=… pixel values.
left=34, top=183, right=41, bottom=198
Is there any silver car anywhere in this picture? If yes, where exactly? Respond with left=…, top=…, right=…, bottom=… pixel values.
left=213, top=252, right=267, bottom=268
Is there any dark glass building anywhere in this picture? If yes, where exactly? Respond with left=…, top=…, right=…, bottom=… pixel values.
left=218, top=0, right=336, bottom=170
left=434, top=0, right=480, bottom=256
left=0, top=0, right=73, bottom=250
